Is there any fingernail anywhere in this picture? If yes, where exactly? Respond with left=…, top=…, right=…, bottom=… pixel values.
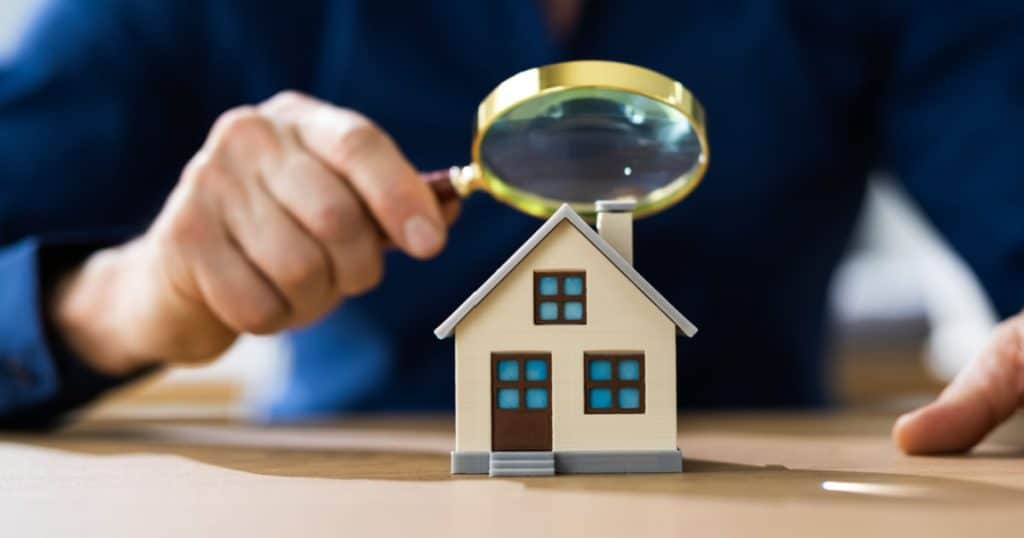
left=403, top=215, right=443, bottom=257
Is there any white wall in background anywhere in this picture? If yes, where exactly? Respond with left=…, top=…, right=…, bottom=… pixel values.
left=831, top=179, right=997, bottom=381
left=0, top=0, right=40, bottom=57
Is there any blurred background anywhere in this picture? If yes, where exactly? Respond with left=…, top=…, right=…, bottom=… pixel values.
left=1, top=0, right=995, bottom=417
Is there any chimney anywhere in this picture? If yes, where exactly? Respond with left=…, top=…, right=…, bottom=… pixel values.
left=596, top=200, right=636, bottom=264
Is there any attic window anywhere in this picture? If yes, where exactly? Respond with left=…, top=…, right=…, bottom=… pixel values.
left=533, top=271, right=586, bottom=325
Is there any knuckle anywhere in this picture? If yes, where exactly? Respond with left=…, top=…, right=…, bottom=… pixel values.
left=154, top=192, right=209, bottom=251
left=277, top=248, right=327, bottom=293
left=236, top=299, right=286, bottom=334
left=211, top=107, right=279, bottom=151
left=307, top=203, right=349, bottom=243
left=183, top=154, right=227, bottom=188
left=331, top=119, right=384, bottom=165
left=181, top=155, right=244, bottom=203
left=308, top=198, right=364, bottom=244
left=214, top=106, right=262, bottom=135
left=264, top=90, right=308, bottom=111
left=161, top=211, right=206, bottom=249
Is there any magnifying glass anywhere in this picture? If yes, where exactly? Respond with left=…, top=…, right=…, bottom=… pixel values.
left=423, top=60, right=709, bottom=220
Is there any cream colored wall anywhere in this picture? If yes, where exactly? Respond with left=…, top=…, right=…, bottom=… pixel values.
left=454, top=221, right=678, bottom=452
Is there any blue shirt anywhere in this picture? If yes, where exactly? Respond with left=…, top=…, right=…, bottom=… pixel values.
left=1, top=0, right=1022, bottom=425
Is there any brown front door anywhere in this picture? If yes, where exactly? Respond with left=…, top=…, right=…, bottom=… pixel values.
left=491, top=353, right=552, bottom=451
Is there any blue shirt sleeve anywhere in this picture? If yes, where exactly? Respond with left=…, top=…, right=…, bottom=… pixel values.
left=881, top=1, right=1024, bottom=318
left=0, top=0, right=206, bottom=425
left=0, top=239, right=61, bottom=417
left=0, top=237, right=152, bottom=428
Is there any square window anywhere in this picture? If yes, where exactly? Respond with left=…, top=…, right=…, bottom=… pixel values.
left=589, top=388, right=612, bottom=409
left=563, top=301, right=584, bottom=320
left=525, top=388, right=548, bottom=409
left=525, top=359, right=547, bottom=381
left=619, top=388, right=641, bottom=409
left=534, top=271, right=585, bottom=325
left=538, top=276, right=559, bottom=295
left=584, top=353, right=644, bottom=414
left=497, top=388, right=519, bottom=409
left=618, top=359, right=641, bottom=381
left=588, top=359, right=612, bottom=381
left=497, top=359, right=518, bottom=381
left=538, top=302, right=559, bottom=321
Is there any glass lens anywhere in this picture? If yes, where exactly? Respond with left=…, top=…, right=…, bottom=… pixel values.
left=479, top=87, right=702, bottom=205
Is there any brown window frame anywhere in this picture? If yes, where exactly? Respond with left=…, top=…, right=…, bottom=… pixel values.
left=533, top=271, right=587, bottom=325
left=583, top=352, right=645, bottom=414
left=491, top=353, right=552, bottom=411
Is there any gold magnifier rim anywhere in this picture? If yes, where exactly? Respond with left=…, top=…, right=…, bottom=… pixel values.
left=468, top=59, right=709, bottom=220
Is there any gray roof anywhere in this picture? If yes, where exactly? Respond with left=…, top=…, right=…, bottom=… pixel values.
left=434, top=204, right=698, bottom=339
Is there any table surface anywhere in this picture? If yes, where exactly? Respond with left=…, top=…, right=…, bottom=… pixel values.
left=3, top=401, right=1024, bottom=538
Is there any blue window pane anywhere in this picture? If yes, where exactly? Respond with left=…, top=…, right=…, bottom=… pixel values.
left=618, top=359, right=641, bottom=381
left=497, top=359, right=518, bottom=381
left=538, top=276, right=559, bottom=295
left=539, top=301, right=559, bottom=320
left=564, top=301, right=584, bottom=320
left=589, top=388, right=612, bottom=409
left=525, top=359, right=547, bottom=381
left=525, top=388, right=548, bottom=409
left=588, top=360, right=612, bottom=381
left=619, top=388, right=641, bottom=409
left=497, top=388, right=519, bottom=409
left=563, top=276, right=584, bottom=295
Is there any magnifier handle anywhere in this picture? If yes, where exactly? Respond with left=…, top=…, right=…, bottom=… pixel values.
left=421, top=167, right=462, bottom=204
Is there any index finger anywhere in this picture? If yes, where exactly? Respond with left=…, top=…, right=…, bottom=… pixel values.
left=892, top=317, right=1024, bottom=454
left=261, top=92, right=447, bottom=259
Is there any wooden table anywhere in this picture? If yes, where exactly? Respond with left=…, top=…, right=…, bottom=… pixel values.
left=3, top=401, right=1023, bottom=538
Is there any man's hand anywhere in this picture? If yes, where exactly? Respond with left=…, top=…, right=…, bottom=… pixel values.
left=893, top=311, right=1024, bottom=454
left=51, top=92, right=455, bottom=375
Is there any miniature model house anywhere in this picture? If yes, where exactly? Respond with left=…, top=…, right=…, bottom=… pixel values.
left=435, top=201, right=697, bottom=476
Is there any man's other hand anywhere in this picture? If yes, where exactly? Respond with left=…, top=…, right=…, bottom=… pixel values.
left=893, top=311, right=1024, bottom=454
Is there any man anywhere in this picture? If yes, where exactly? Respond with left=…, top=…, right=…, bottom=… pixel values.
left=0, top=0, right=1021, bottom=454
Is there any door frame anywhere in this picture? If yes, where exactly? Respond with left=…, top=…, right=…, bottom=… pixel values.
left=490, top=352, right=553, bottom=451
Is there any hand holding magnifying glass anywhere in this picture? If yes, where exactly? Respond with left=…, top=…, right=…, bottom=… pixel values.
left=422, top=60, right=709, bottom=220
left=44, top=60, right=708, bottom=381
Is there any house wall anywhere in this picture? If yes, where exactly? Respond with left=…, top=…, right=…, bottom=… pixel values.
left=454, top=221, right=678, bottom=452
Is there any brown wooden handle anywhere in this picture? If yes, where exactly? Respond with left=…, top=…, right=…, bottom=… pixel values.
left=422, top=168, right=460, bottom=204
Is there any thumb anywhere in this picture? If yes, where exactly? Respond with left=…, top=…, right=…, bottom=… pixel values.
left=892, top=316, right=1024, bottom=454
